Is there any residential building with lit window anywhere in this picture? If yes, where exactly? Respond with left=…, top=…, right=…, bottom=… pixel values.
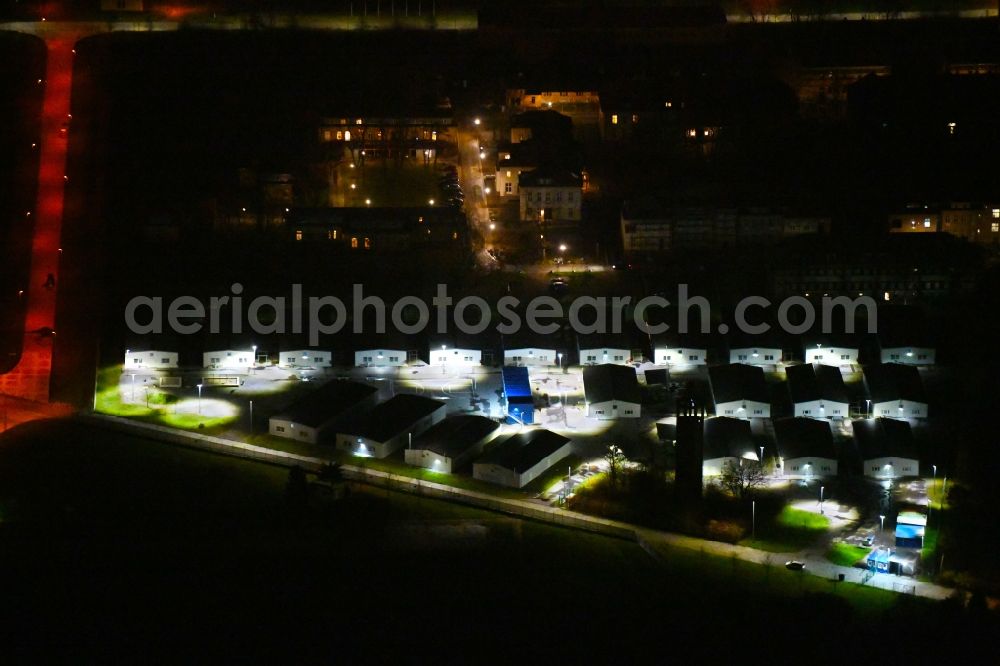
left=583, top=364, right=641, bottom=419
left=503, top=347, right=556, bottom=367
left=335, top=394, right=446, bottom=459
left=317, top=102, right=453, bottom=162
left=518, top=166, right=582, bottom=223
left=268, top=380, right=378, bottom=445
left=427, top=338, right=482, bottom=369
left=653, top=335, right=708, bottom=366
left=124, top=350, right=178, bottom=370
left=889, top=202, right=1000, bottom=246
left=506, top=88, right=603, bottom=142
left=729, top=346, right=782, bottom=366
left=620, top=198, right=830, bottom=256
left=880, top=346, right=935, bottom=366
left=278, top=350, right=332, bottom=369
left=404, top=415, right=502, bottom=474
left=786, top=363, right=849, bottom=419
left=770, top=233, right=982, bottom=303
left=285, top=207, right=466, bottom=251
left=709, top=364, right=770, bottom=419
left=864, top=363, right=928, bottom=419
left=473, top=429, right=572, bottom=489
left=773, top=417, right=838, bottom=479
left=203, top=349, right=255, bottom=371
left=853, top=418, right=919, bottom=480
left=354, top=349, right=407, bottom=368
left=702, top=417, right=758, bottom=477
left=804, top=338, right=858, bottom=366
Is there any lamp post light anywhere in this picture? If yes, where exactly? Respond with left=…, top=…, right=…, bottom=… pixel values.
left=130, top=373, right=136, bottom=402
left=752, top=499, right=756, bottom=540
left=879, top=514, right=885, bottom=532
left=197, top=383, right=203, bottom=415
left=820, top=485, right=825, bottom=514
left=759, top=445, right=765, bottom=465
left=251, top=345, right=257, bottom=375
left=441, top=344, right=447, bottom=375
left=249, top=399, right=254, bottom=435
left=865, top=398, right=871, bottom=419
left=557, top=352, right=564, bottom=374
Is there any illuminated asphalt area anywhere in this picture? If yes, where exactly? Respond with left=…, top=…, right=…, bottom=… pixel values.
left=0, top=37, right=75, bottom=402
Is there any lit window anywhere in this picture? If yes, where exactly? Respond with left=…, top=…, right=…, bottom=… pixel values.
left=322, top=130, right=332, bottom=141
left=431, top=131, right=437, bottom=141
left=364, top=237, right=371, bottom=249
left=295, top=230, right=302, bottom=241
left=631, top=114, right=638, bottom=123
left=351, top=237, right=358, bottom=248
left=611, top=114, right=618, bottom=125
left=452, top=232, right=458, bottom=239
left=344, top=130, right=351, bottom=141
left=923, top=218, right=931, bottom=228
left=355, top=118, right=362, bottom=125
left=993, top=208, right=999, bottom=218
left=993, top=222, right=999, bottom=232
left=687, top=129, right=697, bottom=137
left=665, top=101, right=672, bottom=108
left=336, top=130, right=343, bottom=141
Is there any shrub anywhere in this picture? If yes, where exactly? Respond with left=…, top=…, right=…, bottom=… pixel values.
left=705, top=519, right=746, bottom=544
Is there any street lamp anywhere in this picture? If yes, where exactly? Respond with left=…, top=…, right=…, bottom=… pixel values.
left=820, top=485, right=825, bottom=514
left=865, top=398, right=871, bottom=418
left=441, top=344, right=447, bottom=375
left=879, top=514, right=885, bottom=532
left=249, top=399, right=254, bottom=435
left=759, top=445, right=765, bottom=464
left=196, top=383, right=203, bottom=415
left=130, top=373, right=136, bottom=402
left=473, top=117, right=481, bottom=126
left=752, top=499, right=756, bottom=540
left=251, top=344, right=257, bottom=375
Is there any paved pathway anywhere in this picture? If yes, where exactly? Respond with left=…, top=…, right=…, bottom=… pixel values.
left=0, top=35, right=76, bottom=402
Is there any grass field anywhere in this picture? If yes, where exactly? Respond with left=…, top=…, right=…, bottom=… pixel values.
left=827, top=542, right=872, bottom=566
left=741, top=506, right=830, bottom=552
left=333, top=158, right=441, bottom=207
left=0, top=418, right=988, bottom=660
left=94, top=366, right=238, bottom=432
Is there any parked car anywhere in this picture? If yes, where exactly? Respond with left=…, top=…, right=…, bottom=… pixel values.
left=785, top=561, right=806, bottom=571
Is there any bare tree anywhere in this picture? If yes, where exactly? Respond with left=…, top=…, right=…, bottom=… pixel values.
left=604, top=444, right=627, bottom=488
left=718, top=459, right=766, bottom=499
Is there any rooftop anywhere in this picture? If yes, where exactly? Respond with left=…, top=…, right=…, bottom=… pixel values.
left=786, top=363, right=849, bottom=405
left=853, top=418, right=917, bottom=461
left=583, top=364, right=641, bottom=404
left=476, top=429, right=571, bottom=472
left=273, top=380, right=377, bottom=429
left=501, top=366, right=532, bottom=399
left=865, top=363, right=927, bottom=404
left=773, top=417, right=837, bottom=461
left=709, top=363, right=769, bottom=405
left=339, top=394, right=445, bottom=442
left=703, top=417, right=755, bottom=461
left=518, top=165, right=581, bottom=189
left=410, top=415, right=501, bottom=460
